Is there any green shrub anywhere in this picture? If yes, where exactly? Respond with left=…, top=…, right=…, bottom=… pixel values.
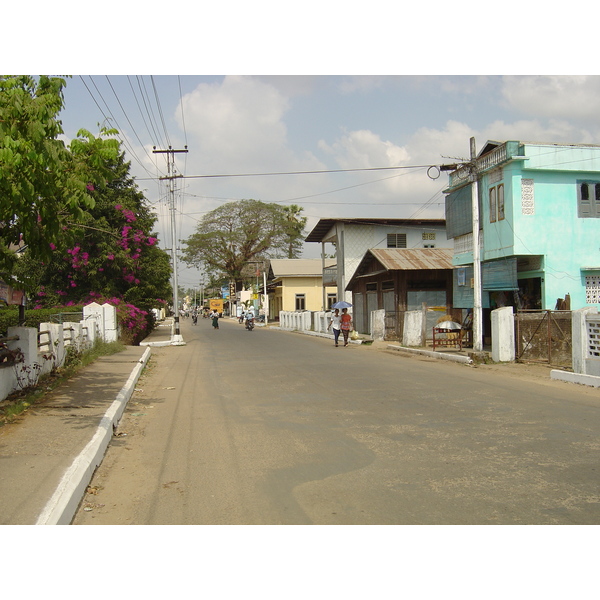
left=0, top=305, right=85, bottom=337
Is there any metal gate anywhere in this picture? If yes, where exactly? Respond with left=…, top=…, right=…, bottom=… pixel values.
left=515, top=310, right=572, bottom=367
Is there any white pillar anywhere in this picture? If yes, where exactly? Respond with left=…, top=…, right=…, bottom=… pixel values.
left=572, top=307, right=597, bottom=375
left=491, top=306, right=515, bottom=362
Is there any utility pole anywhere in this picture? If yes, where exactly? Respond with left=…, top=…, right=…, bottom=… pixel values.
left=153, top=145, right=188, bottom=345
left=470, top=137, right=483, bottom=352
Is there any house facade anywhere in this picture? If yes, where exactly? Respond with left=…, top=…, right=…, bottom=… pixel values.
left=305, top=218, right=452, bottom=307
left=345, top=248, right=454, bottom=336
left=444, top=141, right=600, bottom=313
left=266, top=259, right=337, bottom=320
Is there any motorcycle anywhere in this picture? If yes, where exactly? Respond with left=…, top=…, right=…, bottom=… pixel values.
left=245, top=319, right=254, bottom=331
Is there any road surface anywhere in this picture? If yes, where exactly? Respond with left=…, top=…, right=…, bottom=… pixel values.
left=73, top=317, right=600, bottom=524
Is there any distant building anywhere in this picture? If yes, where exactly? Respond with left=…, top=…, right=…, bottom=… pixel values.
left=266, top=258, right=336, bottom=319
left=345, top=248, right=454, bottom=335
left=305, top=218, right=452, bottom=306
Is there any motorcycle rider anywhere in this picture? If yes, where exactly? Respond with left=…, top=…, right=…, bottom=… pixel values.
left=245, top=310, right=255, bottom=330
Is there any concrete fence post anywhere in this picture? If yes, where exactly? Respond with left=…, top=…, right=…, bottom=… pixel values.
left=370, top=309, right=385, bottom=341
left=492, top=306, right=515, bottom=362
left=403, top=310, right=424, bottom=347
left=102, top=303, right=118, bottom=342
left=572, top=307, right=597, bottom=375
left=7, top=326, right=37, bottom=368
left=84, top=303, right=105, bottom=340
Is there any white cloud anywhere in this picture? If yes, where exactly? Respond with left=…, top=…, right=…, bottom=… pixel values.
left=179, top=75, right=290, bottom=171
left=501, top=75, right=600, bottom=122
left=481, top=118, right=596, bottom=145
left=318, top=129, right=410, bottom=169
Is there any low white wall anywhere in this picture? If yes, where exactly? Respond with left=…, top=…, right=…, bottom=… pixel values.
left=0, top=303, right=118, bottom=402
left=279, top=311, right=313, bottom=331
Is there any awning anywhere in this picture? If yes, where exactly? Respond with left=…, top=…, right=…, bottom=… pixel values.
left=482, top=258, right=518, bottom=291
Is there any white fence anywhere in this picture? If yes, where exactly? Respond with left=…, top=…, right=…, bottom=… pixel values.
left=278, top=310, right=386, bottom=341
left=572, top=307, right=600, bottom=377
left=0, top=303, right=118, bottom=402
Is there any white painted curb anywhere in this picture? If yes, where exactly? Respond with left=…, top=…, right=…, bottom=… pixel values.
left=36, top=347, right=151, bottom=525
left=386, top=344, right=473, bottom=364
left=550, top=369, right=600, bottom=388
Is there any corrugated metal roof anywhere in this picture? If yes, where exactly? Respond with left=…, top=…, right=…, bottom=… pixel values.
left=368, top=248, right=454, bottom=271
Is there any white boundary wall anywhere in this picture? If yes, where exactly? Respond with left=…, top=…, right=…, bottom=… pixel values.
left=0, top=303, right=118, bottom=402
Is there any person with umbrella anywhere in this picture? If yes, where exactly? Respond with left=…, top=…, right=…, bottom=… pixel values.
left=327, top=308, right=342, bottom=347
left=340, top=307, right=353, bottom=347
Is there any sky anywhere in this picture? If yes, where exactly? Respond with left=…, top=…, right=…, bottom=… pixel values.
left=7, top=1, right=600, bottom=294
left=51, top=73, right=600, bottom=291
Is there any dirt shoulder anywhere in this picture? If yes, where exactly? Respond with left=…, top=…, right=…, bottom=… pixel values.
left=369, top=339, right=577, bottom=386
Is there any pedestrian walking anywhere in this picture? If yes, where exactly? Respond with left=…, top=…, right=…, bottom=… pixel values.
left=340, top=308, right=353, bottom=346
left=211, top=310, right=220, bottom=329
left=327, top=308, right=342, bottom=347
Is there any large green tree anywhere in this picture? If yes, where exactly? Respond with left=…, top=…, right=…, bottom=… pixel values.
left=181, top=199, right=306, bottom=283
left=13, top=152, right=172, bottom=311
left=281, top=204, right=308, bottom=259
left=0, top=75, right=119, bottom=282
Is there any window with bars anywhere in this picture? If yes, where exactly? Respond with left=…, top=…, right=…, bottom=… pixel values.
left=387, top=233, right=407, bottom=248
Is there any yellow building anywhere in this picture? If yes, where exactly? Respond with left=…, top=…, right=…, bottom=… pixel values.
left=267, top=259, right=337, bottom=320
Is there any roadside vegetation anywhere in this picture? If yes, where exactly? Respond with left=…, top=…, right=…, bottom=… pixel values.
left=0, top=339, right=125, bottom=426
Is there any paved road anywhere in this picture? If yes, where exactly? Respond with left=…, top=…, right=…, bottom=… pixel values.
left=73, top=317, right=600, bottom=524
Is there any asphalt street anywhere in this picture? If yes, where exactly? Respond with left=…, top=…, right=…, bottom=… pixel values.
left=73, top=316, right=600, bottom=525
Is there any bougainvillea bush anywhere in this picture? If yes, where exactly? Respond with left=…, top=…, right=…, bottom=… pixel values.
left=12, top=151, right=172, bottom=345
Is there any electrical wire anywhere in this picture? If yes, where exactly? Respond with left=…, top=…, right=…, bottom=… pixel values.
left=105, top=75, right=161, bottom=168
left=79, top=76, right=158, bottom=180
left=179, top=163, right=442, bottom=180
left=178, top=75, right=188, bottom=149
left=127, top=76, right=161, bottom=150
left=136, top=76, right=165, bottom=149
left=150, top=76, right=171, bottom=149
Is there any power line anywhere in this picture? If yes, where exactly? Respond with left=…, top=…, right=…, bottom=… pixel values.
left=178, top=76, right=188, bottom=148
left=151, top=76, right=171, bottom=149
left=182, top=163, right=442, bottom=179
left=135, top=163, right=447, bottom=182
left=105, top=75, right=159, bottom=168
left=139, top=76, right=166, bottom=149
left=79, top=76, right=157, bottom=180
left=127, top=75, right=160, bottom=148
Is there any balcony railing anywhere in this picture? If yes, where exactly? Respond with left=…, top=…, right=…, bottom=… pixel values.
left=449, top=142, right=516, bottom=188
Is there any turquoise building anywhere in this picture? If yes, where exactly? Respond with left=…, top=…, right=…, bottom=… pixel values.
left=444, top=140, right=600, bottom=313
